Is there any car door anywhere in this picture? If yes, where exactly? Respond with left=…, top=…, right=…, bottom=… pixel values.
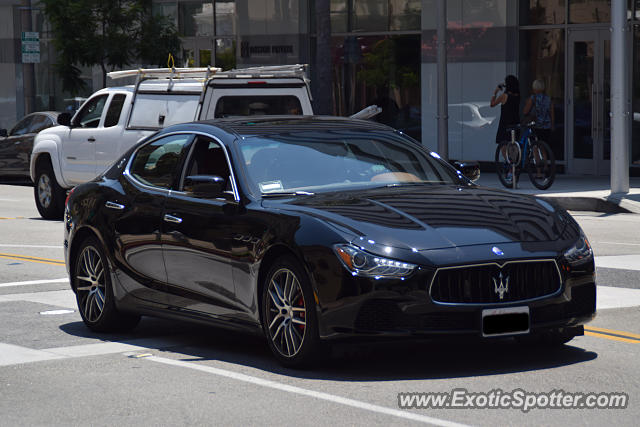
left=95, top=93, right=128, bottom=176
left=161, top=135, right=242, bottom=318
left=0, top=115, right=33, bottom=174
left=113, top=132, right=194, bottom=303
left=62, top=94, right=108, bottom=185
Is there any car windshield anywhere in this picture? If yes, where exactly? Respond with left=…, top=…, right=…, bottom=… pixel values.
left=238, top=130, right=461, bottom=195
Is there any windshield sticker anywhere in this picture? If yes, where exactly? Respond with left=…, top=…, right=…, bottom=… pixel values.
left=259, top=181, right=284, bottom=192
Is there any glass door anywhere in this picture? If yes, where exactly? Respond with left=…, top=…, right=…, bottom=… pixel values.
left=568, top=29, right=611, bottom=175
left=182, top=38, right=213, bottom=67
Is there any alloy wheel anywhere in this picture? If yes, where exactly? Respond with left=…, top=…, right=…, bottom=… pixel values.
left=38, top=174, right=52, bottom=208
left=75, top=246, right=106, bottom=323
left=266, top=268, right=307, bottom=357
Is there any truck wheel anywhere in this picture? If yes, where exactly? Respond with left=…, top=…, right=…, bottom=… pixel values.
left=34, top=161, right=66, bottom=220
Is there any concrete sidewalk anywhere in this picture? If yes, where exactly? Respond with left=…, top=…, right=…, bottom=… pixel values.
left=475, top=173, right=640, bottom=214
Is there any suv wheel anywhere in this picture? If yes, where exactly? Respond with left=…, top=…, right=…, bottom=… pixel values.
left=34, top=160, right=66, bottom=219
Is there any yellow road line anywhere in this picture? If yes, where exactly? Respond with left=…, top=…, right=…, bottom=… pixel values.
left=0, top=252, right=65, bottom=266
left=585, top=326, right=640, bottom=340
left=585, top=331, right=639, bottom=344
left=0, top=217, right=25, bottom=220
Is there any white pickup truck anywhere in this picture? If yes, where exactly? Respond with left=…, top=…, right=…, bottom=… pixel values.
left=30, top=65, right=316, bottom=218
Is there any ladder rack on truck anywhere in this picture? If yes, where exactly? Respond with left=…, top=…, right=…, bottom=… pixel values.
left=107, top=67, right=221, bottom=81
left=213, top=64, right=308, bottom=80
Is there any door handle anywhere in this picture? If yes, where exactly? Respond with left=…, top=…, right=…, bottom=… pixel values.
left=163, top=214, right=183, bottom=224
left=87, top=137, right=96, bottom=142
left=105, top=201, right=125, bottom=210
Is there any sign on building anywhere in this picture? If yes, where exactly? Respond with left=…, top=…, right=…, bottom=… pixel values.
left=21, top=31, right=40, bottom=64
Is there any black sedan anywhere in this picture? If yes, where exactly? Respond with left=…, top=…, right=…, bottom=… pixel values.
left=0, top=111, right=59, bottom=179
left=64, top=117, right=595, bottom=367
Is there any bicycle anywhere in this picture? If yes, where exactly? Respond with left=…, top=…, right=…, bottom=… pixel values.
left=494, top=121, right=556, bottom=190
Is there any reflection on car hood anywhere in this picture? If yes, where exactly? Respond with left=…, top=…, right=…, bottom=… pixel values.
left=267, top=184, right=567, bottom=251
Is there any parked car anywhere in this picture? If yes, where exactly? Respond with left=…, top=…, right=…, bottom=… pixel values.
left=64, top=116, right=595, bottom=367
left=0, top=111, right=59, bottom=180
left=31, top=65, right=314, bottom=219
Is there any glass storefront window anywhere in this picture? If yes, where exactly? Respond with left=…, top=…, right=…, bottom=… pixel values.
left=332, top=35, right=421, bottom=140
left=352, top=1, right=389, bottom=32
left=519, top=29, right=565, bottom=160
left=179, top=2, right=214, bottom=37
left=152, top=2, right=178, bottom=26
left=331, top=0, right=348, bottom=33
left=389, top=0, right=420, bottom=31
left=569, top=0, right=610, bottom=23
left=215, top=38, right=236, bottom=70
left=632, top=26, right=640, bottom=166
left=519, top=0, right=565, bottom=25
left=216, top=1, right=236, bottom=36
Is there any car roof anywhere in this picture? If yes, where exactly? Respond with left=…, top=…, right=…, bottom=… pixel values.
left=188, top=115, right=395, bottom=138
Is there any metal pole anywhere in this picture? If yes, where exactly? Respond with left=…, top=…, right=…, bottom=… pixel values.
left=610, top=0, right=629, bottom=193
left=21, top=0, right=35, bottom=115
left=436, top=0, right=448, bottom=160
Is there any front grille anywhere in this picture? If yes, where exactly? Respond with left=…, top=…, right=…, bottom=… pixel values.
left=354, top=300, right=475, bottom=332
left=430, top=260, right=561, bottom=304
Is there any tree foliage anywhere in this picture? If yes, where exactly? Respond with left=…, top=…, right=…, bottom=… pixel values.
left=42, top=0, right=181, bottom=93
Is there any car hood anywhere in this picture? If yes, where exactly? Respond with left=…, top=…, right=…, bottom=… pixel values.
left=265, top=184, right=568, bottom=251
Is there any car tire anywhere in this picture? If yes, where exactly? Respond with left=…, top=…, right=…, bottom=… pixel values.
left=260, top=255, right=324, bottom=368
left=72, top=236, right=140, bottom=332
left=34, top=160, right=66, bottom=219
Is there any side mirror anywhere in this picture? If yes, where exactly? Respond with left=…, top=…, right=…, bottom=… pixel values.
left=57, top=113, right=72, bottom=127
left=184, top=175, right=226, bottom=198
left=454, top=161, right=481, bottom=182
left=0, top=129, right=7, bottom=137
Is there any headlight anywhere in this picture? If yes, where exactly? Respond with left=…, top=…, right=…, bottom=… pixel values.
left=564, top=231, right=593, bottom=265
left=334, top=244, right=417, bottom=278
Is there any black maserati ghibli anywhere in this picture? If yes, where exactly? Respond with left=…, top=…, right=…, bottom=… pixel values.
left=64, top=117, right=596, bottom=367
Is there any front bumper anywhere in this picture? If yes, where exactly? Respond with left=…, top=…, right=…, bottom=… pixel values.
left=314, top=259, right=596, bottom=340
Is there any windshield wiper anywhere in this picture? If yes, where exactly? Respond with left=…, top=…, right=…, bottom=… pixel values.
left=261, top=191, right=315, bottom=198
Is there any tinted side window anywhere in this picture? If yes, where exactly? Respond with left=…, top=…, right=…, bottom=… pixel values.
left=74, top=95, right=108, bottom=128
left=10, top=116, right=34, bottom=136
left=130, top=134, right=192, bottom=189
left=104, top=94, right=127, bottom=127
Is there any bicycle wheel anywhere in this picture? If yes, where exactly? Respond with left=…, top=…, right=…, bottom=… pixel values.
left=526, top=139, right=556, bottom=190
left=494, top=142, right=521, bottom=189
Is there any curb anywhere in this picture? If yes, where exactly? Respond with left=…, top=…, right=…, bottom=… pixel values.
left=538, top=195, right=636, bottom=214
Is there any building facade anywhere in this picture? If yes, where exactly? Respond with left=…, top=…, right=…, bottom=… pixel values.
left=1, top=0, right=640, bottom=176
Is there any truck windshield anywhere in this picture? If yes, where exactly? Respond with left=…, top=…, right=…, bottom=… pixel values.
left=214, top=96, right=302, bottom=118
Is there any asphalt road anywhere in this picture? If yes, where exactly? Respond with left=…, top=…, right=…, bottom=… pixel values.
left=1, top=183, right=639, bottom=426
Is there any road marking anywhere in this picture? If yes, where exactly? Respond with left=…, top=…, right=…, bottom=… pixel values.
left=0, top=337, right=188, bottom=367
left=0, top=289, right=76, bottom=308
left=0, top=252, right=65, bottom=266
left=595, top=254, right=640, bottom=271
left=596, top=286, right=640, bottom=310
left=585, top=326, right=640, bottom=340
left=584, top=331, right=639, bottom=344
left=0, top=217, right=25, bottom=220
left=0, top=244, right=64, bottom=249
left=0, top=278, right=68, bottom=288
left=145, top=356, right=468, bottom=427
left=598, top=241, right=640, bottom=247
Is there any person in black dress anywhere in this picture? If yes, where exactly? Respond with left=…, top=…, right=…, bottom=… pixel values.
left=490, top=75, right=521, bottom=161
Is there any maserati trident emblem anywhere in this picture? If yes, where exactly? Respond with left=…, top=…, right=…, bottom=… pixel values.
left=493, top=271, right=510, bottom=300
